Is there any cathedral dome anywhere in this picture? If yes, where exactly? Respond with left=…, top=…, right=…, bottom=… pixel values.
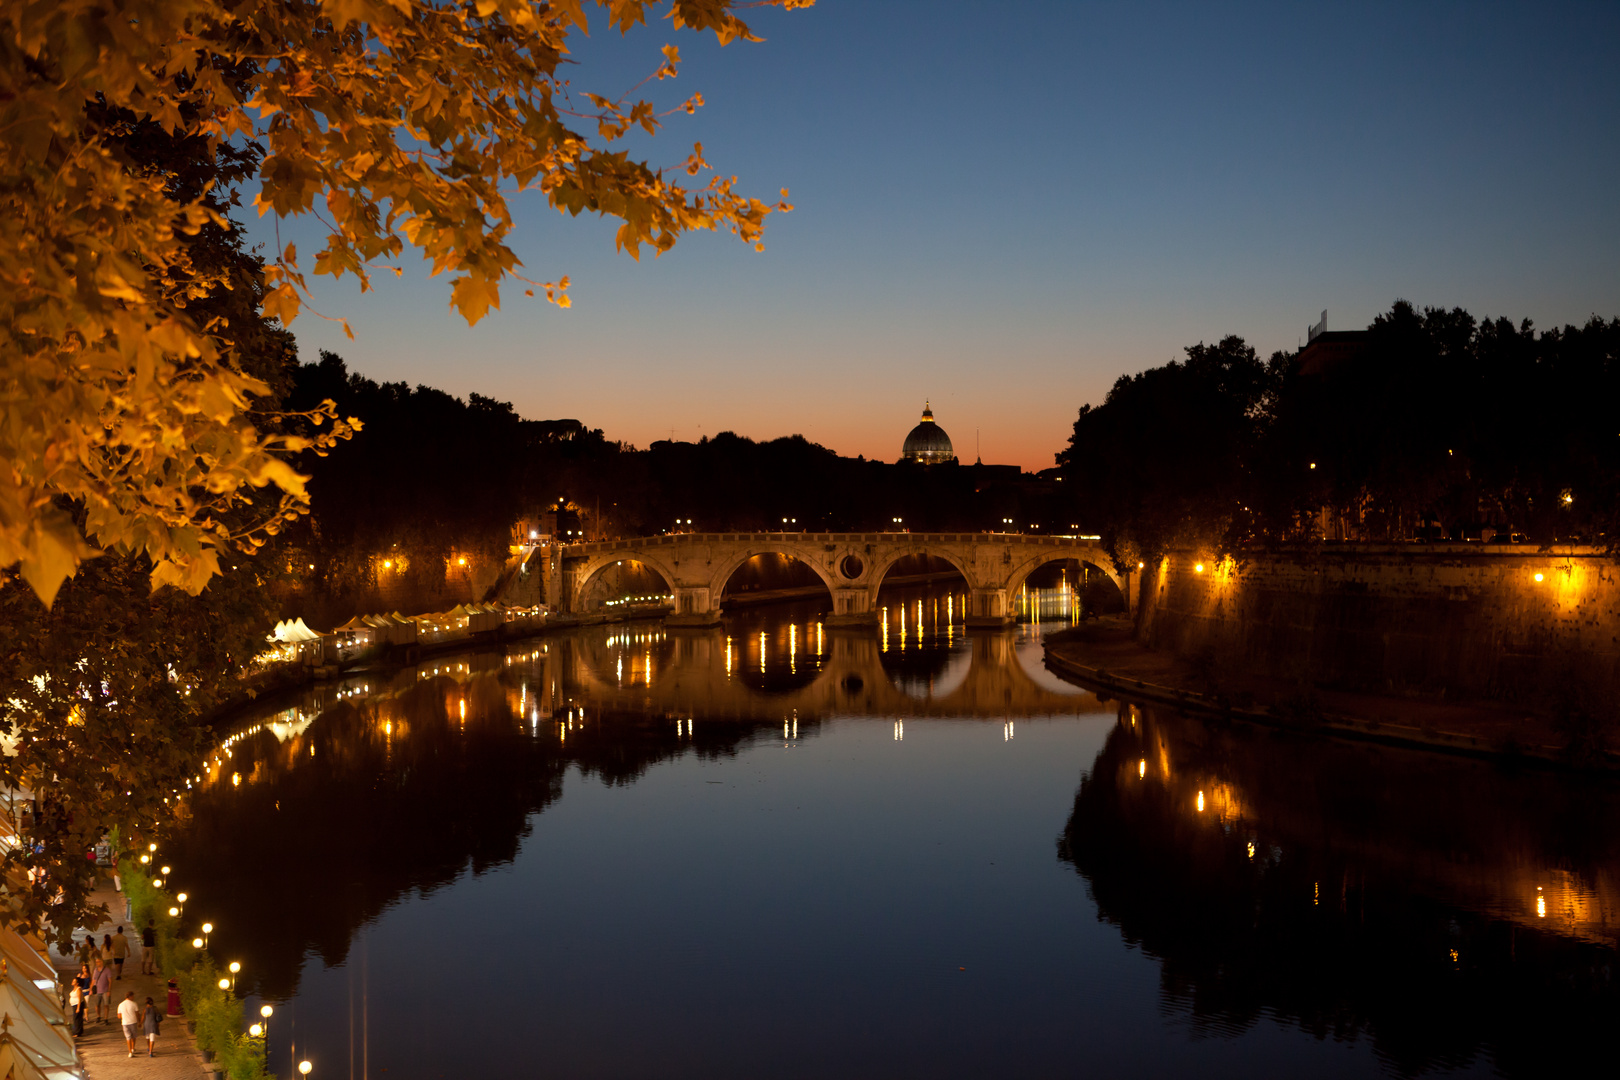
left=901, top=401, right=955, bottom=464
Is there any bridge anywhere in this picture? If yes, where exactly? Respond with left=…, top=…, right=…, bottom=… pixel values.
left=544, top=532, right=1129, bottom=628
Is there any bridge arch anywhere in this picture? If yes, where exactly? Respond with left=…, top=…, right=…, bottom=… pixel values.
left=571, top=550, right=682, bottom=612
left=867, top=547, right=977, bottom=593
left=1003, top=548, right=1124, bottom=605
left=708, top=541, right=840, bottom=608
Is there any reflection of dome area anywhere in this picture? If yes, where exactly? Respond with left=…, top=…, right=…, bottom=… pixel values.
left=900, top=401, right=955, bottom=464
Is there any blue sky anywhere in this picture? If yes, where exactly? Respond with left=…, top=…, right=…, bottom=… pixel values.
left=259, top=0, right=1620, bottom=469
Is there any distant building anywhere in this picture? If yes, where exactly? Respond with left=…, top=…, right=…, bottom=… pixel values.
left=1296, top=309, right=1370, bottom=376
left=900, top=401, right=956, bottom=464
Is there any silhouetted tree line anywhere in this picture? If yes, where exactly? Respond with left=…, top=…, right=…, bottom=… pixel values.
left=1057, top=301, right=1620, bottom=562
left=286, top=353, right=1066, bottom=577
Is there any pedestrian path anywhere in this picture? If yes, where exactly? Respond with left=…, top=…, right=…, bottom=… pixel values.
left=51, top=876, right=210, bottom=1080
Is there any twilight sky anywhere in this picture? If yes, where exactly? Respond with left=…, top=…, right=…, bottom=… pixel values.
left=258, top=0, right=1620, bottom=471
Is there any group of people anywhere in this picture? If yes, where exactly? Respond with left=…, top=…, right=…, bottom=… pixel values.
left=63, top=921, right=166, bottom=1056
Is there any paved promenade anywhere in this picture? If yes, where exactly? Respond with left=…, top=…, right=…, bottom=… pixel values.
left=50, top=877, right=210, bottom=1080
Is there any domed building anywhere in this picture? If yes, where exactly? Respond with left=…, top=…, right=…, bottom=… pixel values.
left=900, top=401, right=956, bottom=464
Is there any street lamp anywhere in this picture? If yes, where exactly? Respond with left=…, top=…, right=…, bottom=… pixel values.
left=260, top=1004, right=273, bottom=1043
left=176, top=892, right=187, bottom=917
left=229, top=962, right=241, bottom=992
left=192, top=937, right=203, bottom=950
left=249, top=1024, right=262, bottom=1038
left=218, top=978, right=230, bottom=992
left=168, top=907, right=179, bottom=919
left=299, top=1063, right=312, bottom=1076
left=201, top=922, right=213, bottom=949
left=160, top=865, right=171, bottom=877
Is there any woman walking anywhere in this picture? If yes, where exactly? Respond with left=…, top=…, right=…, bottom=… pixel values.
left=67, top=980, right=84, bottom=1037
left=141, top=996, right=162, bottom=1056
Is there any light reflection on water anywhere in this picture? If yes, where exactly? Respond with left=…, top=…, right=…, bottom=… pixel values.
left=170, top=587, right=1619, bottom=1079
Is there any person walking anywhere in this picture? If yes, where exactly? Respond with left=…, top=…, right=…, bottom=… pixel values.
left=91, top=957, right=112, bottom=1022
left=140, top=920, right=157, bottom=975
left=140, top=995, right=162, bottom=1056
left=110, top=926, right=130, bottom=979
left=117, top=991, right=141, bottom=1057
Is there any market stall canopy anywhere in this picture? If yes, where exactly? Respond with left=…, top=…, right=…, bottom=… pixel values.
left=271, top=618, right=321, bottom=643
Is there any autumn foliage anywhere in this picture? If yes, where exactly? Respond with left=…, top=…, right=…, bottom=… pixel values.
left=1, top=0, right=803, bottom=605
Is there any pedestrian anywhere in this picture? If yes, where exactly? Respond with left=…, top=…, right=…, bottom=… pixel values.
left=67, top=981, right=85, bottom=1037
left=117, top=991, right=141, bottom=1057
left=74, top=935, right=92, bottom=968
left=110, top=925, right=130, bottom=979
left=141, top=996, right=162, bottom=1056
left=91, top=958, right=112, bottom=1022
left=165, top=978, right=181, bottom=1017
left=140, top=920, right=156, bottom=975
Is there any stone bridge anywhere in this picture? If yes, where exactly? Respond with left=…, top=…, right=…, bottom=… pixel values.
left=549, top=532, right=1129, bottom=627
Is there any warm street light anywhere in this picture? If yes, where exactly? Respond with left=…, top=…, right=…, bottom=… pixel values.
left=192, top=938, right=203, bottom=949
left=261, top=1005, right=273, bottom=1019
left=218, top=978, right=230, bottom=991
left=299, top=1063, right=312, bottom=1076
left=249, top=1024, right=262, bottom=1038
left=139, top=855, right=150, bottom=865
left=149, top=844, right=157, bottom=853
left=168, top=907, right=179, bottom=918
left=260, top=1004, right=273, bottom=1041
left=202, top=922, right=213, bottom=948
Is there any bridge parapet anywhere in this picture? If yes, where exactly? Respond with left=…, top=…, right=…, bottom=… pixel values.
left=555, top=532, right=1128, bottom=626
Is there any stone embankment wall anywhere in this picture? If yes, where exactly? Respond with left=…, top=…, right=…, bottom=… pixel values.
left=1136, top=545, right=1620, bottom=711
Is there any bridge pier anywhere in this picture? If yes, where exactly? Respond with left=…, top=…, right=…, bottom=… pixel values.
left=824, top=587, right=879, bottom=628
left=964, top=587, right=1015, bottom=628
left=665, top=586, right=723, bottom=628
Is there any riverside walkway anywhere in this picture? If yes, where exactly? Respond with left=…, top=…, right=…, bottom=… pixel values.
left=52, top=877, right=209, bottom=1080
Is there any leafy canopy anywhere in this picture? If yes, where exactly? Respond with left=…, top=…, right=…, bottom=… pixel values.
left=1, top=0, right=805, bottom=605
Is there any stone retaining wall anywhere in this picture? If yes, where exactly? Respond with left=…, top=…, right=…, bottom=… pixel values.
left=1136, top=545, right=1620, bottom=711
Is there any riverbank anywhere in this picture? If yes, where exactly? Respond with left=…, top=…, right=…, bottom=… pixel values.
left=54, top=876, right=210, bottom=1080
left=1044, top=618, right=1618, bottom=769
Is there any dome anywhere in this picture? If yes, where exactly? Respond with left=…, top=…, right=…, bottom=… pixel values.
left=901, top=401, right=955, bottom=464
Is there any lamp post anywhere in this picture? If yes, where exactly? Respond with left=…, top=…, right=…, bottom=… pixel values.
left=201, top=922, right=213, bottom=949
left=176, top=892, right=187, bottom=918
left=229, top=962, right=240, bottom=992
left=259, top=1004, right=273, bottom=1045
left=299, top=1062, right=312, bottom=1077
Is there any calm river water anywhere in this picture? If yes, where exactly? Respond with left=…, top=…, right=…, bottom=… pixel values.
left=170, top=585, right=1619, bottom=1079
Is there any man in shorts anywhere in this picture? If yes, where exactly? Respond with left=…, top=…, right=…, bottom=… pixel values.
left=117, top=992, right=141, bottom=1056
left=110, top=926, right=130, bottom=979
left=91, top=958, right=112, bottom=1022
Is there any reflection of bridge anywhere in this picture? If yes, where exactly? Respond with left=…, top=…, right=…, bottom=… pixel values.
left=559, top=628, right=1106, bottom=719
left=550, top=532, right=1128, bottom=627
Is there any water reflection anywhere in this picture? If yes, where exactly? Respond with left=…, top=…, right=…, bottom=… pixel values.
left=167, top=590, right=1620, bottom=1078
left=1062, top=701, right=1620, bottom=1076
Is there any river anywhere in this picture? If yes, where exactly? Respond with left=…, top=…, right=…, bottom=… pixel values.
left=167, top=584, right=1619, bottom=1078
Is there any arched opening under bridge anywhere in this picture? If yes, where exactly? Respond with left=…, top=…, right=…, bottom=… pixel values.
left=718, top=552, right=833, bottom=613
left=1012, top=557, right=1125, bottom=623
left=577, top=559, right=674, bottom=614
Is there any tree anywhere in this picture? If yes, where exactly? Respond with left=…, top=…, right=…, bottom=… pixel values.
left=2, top=0, right=807, bottom=605
left=1057, top=336, right=1280, bottom=561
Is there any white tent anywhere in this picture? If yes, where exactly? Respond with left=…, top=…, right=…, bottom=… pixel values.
left=0, top=930, right=57, bottom=994
left=271, top=618, right=322, bottom=644
left=0, top=1032, right=77, bottom=1080
left=0, top=983, right=74, bottom=1069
